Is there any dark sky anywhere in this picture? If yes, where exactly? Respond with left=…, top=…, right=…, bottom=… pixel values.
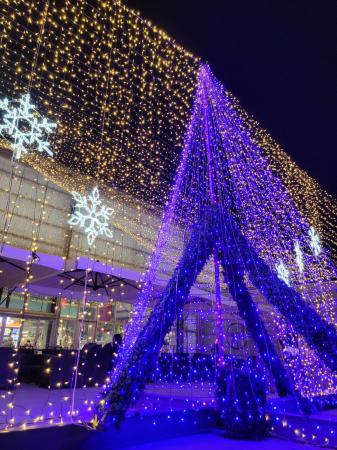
left=126, top=0, right=337, bottom=197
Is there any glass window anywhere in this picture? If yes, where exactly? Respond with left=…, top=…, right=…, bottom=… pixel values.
left=115, top=318, right=128, bottom=335
left=36, top=320, right=52, bottom=349
left=79, top=304, right=97, bottom=321
left=115, top=302, right=131, bottom=320
left=0, top=291, right=56, bottom=314
left=184, top=315, right=197, bottom=353
left=21, top=319, right=52, bottom=349
left=0, top=316, right=21, bottom=348
left=98, top=304, right=114, bottom=322
left=57, top=319, right=76, bottom=348
left=79, top=322, right=96, bottom=348
left=0, top=316, right=53, bottom=349
left=60, top=298, right=78, bottom=318
left=28, top=296, right=57, bottom=313
left=0, top=290, right=23, bottom=311
left=96, top=323, right=114, bottom=346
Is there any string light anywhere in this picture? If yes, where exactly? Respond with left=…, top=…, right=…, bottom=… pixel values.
left=0, top=0, right=200, bottom=206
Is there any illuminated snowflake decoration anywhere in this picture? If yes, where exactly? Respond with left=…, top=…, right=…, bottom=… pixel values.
left=294, top=240, right=304, bottom=274
left=69, top=186, right=114, bottom=247
left=0, top=93, right=56, bottom=160
left=276, top=261, right=291, bottom=287
left=308, top=227, right=321, bottom=257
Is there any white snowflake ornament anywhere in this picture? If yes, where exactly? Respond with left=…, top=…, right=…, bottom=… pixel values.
left=276, top=260, right=291, bottom=287
left=308, top=227, right=321, bottom=257
left=0, top=93, right=56, bottom=160
left=69, top=186, right=114, bottom=247
left=294, top=240, right=304, bottom=274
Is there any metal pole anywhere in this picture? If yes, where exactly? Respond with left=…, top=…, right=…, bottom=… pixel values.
left=71, top=265, right=89, bottom=416
left=17, top=262, right=32, bottom=348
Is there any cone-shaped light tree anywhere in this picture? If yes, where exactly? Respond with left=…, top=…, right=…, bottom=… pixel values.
left=94, top=65, right=337, bottom=431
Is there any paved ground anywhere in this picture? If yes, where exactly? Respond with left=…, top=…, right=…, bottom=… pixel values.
left=0, top=382, right=214, bottom=431
left=125, top=433, right=317, bottom=450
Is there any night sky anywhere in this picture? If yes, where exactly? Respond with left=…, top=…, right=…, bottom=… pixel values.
left=127, top=0, right=337, bottom=197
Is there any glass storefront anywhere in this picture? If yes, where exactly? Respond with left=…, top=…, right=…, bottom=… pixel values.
left=96, top=322, right=114, bottom=346
left=21, top=319, right=52, bottom=349
left=79, top=321, right=96, bottom=348
left=0, top=298, right=225, bottom=355
left=59, top=298, right=78, bottom=318
left=0, top=290, right=134, bottom=350
left=0, top=316, right=52, bottom=349
left=57, top=319, right=76, bottom=348
left=0, top=316, right=21, bottom=348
